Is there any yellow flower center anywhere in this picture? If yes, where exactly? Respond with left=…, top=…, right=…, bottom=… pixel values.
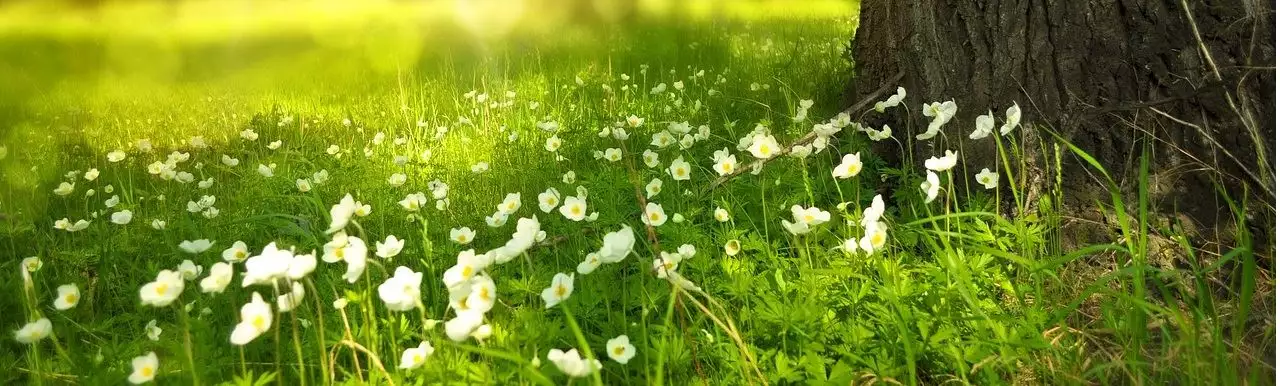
left=555, top=285, right=567, bottom=297
left=676, top=168, right=685, bottom=176
left=335, top=247, right=345, bottom=260
left=462, top=265, right=474, bottom=278
left=649, top=213, right=660, bottom=221
left=65, top=294, right=78, bottom=304
left=571, top=206, right=582, bottom=215
left=155, top=283, right=168, bottom=295
left=614, top=346, right=626, bottom=356
left=871, top=233, right=885, bottom=246
left=141, top=366, right=154, bottom=377
left=479, top=287, right=491, bottom=301
left=804, top=214, right=815, bottom=223
left=507, top=202, right=516, bottom=210
left=413, top=354, right=423, bottom=364
left=760, top=144, right=770, bottom=154
left=848, top=164, right=860, bottom=174
left=457, top=235, right=467, bottom=242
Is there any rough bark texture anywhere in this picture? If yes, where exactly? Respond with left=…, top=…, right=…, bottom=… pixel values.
left=851, top=0, right=1274, bottom=229
left=850, top=0, right=1276, bottom=371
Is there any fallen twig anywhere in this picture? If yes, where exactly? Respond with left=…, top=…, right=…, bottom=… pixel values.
left=704, top=71, right=905, bottom=193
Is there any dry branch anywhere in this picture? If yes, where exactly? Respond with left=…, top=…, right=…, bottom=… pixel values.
left=703, top=71, right=905, bottom=193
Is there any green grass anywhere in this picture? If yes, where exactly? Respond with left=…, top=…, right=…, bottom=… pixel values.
left=0, top=1, right=1272, bottom=385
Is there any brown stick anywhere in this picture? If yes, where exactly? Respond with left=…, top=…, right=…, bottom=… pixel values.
left=703, top=71, right=905, bottom=193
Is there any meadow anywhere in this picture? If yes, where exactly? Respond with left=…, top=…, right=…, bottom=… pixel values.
left=0, top=1, right=1272, bottom=385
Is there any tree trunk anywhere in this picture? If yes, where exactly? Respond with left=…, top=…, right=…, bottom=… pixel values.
left=851, top=0, right=1274, bottom=228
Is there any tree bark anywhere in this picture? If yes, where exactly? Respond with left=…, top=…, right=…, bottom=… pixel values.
left=851, top=0, right=1275, bottom=226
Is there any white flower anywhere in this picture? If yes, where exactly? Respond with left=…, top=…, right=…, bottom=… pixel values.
left=497, top=193, right=521, bottom=214
left=276, top=281, right=306, bottom=312
left=559, top=195, right=588, bottom=221
left=22, top=256, right=42, bottom=273
left=918, top=100, right=957, bottom=140
left=874, top=87, right=907, bottom=112
left=1000, top=103, right=1021, bottom=135
left=650, top=131, right=676, bottom=149
left=13, top=318, right=52, bottom=344
left=790, top=144, right=813, bottom=158
left=747, top=134, right=780, bottom=159
left=197, top=177, right=215, bottom=189
left=296, top=179, right=312, bottom=192
left=470, top=162, right=489, bottom=173
left=540, top=272, right=575, bottom=308
left=641, top=202, right=667, bottom=227
left=179, top=239, right=214, bottom=254
left=642, top=150, right=661, bottom=168
left=287, top=252, right=317, bottom=280
left=597, top=225, right=636, bottom=264
left=969, top=111, right=996, bottom=139
left=53, top=283, right=79, bottom=310
left=444, top=310, right=485, bottom=342
left=545, top=135, right=563, bottom=152
left=83, top=168, right=100, bottom=181
left=111, top=210, right=134, bottom=225
left=606, top=335, right=637, bottom=364
left=832, top=153, right=863, bottom=179
left=139, top=270, right=184, bottom=307
left=782, top=205, right=830, bottom=235
left=562, top=171, right=576, bottom=184
left=200, top=262, right=233, bottom=293
left=105, top=195, right=120, bottom=207
left=538, top=188, right=562, bottom=212
left=652, top=251, right=683, bottom=278
left=450, top=227, right=476, bottom=245
left=222, top=241, right=250, bottom=263
left=385, top=173, right=408, bottom=187
left=924, top=150, right=958, bottom=171
left=267, top=140, right=282, bottom=150
left=256, top=163, right=275, bottom=177
left=323, top=234, right=368, bottom=283
left=230, top=292, right=272, bottom=345
left=378, top=266, right=423, bottom=312
left=53, top=182, right=75, bottom=196
left=145, top=320, right=162, bottom=341
left=399, top=341, right=435, bottom=370
left=151, top=219, right=166, bottom=230
left=645, top=178, right=663, bottom=198
left=485, top=211, right=509, bottom=228
left=672, top=213, right=685, bottom=223
left=626, top=115, right=644, bottom=127
left=668, top=156, right=691, bottom=180
left=713, top=153, right=737, bottom=176
left=376, top=235, right=405, bottom=258
left=241, top=243, right=293, bottom=287
left=177, top=259, right=203, bottom=281
left=921, top=171, right=942, bottom=203
left=603, top=148, right=622, bottom=162
left=240, top=128, right=259, bottom=141
left=326, top=194, right=359, bottom=234
left=221, top=155, right=240, bottom=166
left=127, top=351, right=159, bottom=384
left=326, top=144, right=340, bottom=155
left=867, top=124, right=894, bottom=141
left=576, top=253, right=603, bottom=274
left=107, top=150, right=127, bottom=163
left=399, top=192, right=428, bottom=212
left=858, top=221, right=889, bottom=254
left=547, top=348, right=601, bottom=378
left=975, top=168, right=999, bottom=189
left=714, top=207, right=730, bottom=222
left=724, top=239, right=741, bottom=256
left=442, top=249, right=490, bottom=292
left=861, top=194, right=886, bottom=229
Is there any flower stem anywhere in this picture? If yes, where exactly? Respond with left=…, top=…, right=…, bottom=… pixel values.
left=176, top=301, right=201, bottom=386
left=561, top=304, right=604, bottom=386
